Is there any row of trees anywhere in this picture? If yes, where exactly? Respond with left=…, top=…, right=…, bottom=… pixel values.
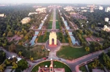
left=0, top=58, right=28, bottom=72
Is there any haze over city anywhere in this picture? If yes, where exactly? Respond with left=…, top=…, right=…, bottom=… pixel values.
left=0, top=0, right=110, bottom=4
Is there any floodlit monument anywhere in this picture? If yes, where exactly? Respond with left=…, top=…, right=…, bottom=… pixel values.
left=49, top=31, right=57, bottom=46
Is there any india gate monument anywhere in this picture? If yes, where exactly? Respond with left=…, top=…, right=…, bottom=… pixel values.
left=49, top=31, right=57, bottom=46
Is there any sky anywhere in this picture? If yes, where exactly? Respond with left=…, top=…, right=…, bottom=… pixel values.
left=0, top=0, right=110, bottom=4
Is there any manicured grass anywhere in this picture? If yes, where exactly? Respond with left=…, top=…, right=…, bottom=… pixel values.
left=50, top=12, right=53, bottom=21
left=80, top=66, right=87, bottom=72
left=16, top=45, right=49, bottom=60
left=30, top=46, right=49, bottom=60
left=57, top=32, right=69, bottom=43
left=48, top=21, right=52, bottom=29
left=47, top=11, right=53, bottom=29
left=56, top=21, right=60, bottom=29
left=57, top=46, right=89, bottom=60
left=38, top=32, right=49, bottom=43
left=32, top=61, right=72, bottom=72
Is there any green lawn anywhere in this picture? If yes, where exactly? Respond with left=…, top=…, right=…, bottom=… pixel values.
left=48, top=21, right=52, bottom=29
left=57, top=32, right=69, bottom=43
left=38, top=32, right=49, bottom=43
left=32, top=61, right=72, bottom=72
left=16, top=45, right=48, bottom=60
left=30, top=46, right=49, bottom=60
left=57, top=46, right=89, bottom=60
left=56, top=21, right=60, bottom=29
left=50, top=12, right=53, bottom=21
left=79, top=66, right=87, bottom=72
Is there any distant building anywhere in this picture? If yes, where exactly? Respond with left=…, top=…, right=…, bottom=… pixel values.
left=99, top=6, right=103, bottom=10
left=64, top=6, right=74, bottom=11
left=0, top=13, right=5, bottom=17
left=105, top=7, right=110, bottom=12
left=21, top=17, right=31, bottom=24
left=28, top=12, right=37, bottom=16
left=80, top=7, right=87, bottom=9
left=90, top=6, right=94, bottom=12
left=36, top=7, right=46, bottom=13
left=81, top=10, right=88, bottom=12
left=88, top=4, right=95, bottom=12
left=38, top=60, right=65, bottom=72
left=103, top=25, right=110, bottom=32
left=70, top=12, right=87, bottom=20
left=105, top=17, right=109, bottom=22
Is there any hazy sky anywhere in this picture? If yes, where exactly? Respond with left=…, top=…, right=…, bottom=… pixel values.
left=1, top=0, right=110, bottom=4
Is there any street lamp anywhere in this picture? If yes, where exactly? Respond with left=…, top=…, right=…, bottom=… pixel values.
left=50, top=58, right=53, bottom=60
left=8, top=57, right=11, bottom=59
left=48, top=49, right=50, bottom=52
left=12, top=55, right=15, bottom=58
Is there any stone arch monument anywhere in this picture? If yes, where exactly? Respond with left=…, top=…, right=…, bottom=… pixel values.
left=49, top=31, right=57, bottom=45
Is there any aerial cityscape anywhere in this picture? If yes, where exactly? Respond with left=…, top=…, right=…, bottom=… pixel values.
left=0, top=0, right=110, bottom=72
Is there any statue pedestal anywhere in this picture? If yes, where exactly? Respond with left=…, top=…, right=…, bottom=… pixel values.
left=49, top=44, right=57, bottom=47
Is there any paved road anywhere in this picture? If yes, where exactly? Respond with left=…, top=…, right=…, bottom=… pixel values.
left=52, top=8, right=56, bottom=30
left=1, top=46, right=110, bottom=72
left=30, top=29, right=74, bottom=32
left=0, top=47, right=18, bottom=58
left=34, top=43, right=45, bottom=46
left=64, top=47, right=110, bottom=72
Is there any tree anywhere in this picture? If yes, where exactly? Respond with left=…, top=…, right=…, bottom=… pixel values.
left=5, top=59, right=11, bottom=65
left=17, top=59, right=28, bottom=71
left=0, top=50, right=6, bottom=64
left=68, top=37, right=73, bottom=47
left=2, top=33, right=6, bottom=37
left=7, top=30, right=13, bottom=37
left=101, top=53, right=110, bottom=69
left=0, top=64, right=4, bottom=72
left=24, top=35, right=28, bottom=40
left=85, top=47, right=90, bottom=52
left=18, top=51, right=22, bottom=56
left=9, top=43, right=16, bottom=52
left=30, top=57, right=33, bottom=61
left=12, top=62, right=18, bottom=69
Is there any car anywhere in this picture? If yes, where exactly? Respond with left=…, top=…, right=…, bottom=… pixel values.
left=43, top=57, right=48, bottom=60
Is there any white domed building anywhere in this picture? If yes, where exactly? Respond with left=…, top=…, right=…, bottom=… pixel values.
left=21, top=17, right=31, bottom=24
left=105, top=17, right=109, bottom=22
left=103, top=25, right=110, bottom=32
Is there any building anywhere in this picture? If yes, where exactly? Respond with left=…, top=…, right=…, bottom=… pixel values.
left=28, top=12, right=37, bottom=16
left=88, top=5, right=95, bottom=12
left=81, top=10, right=88, bottom=12
left=21, top=17, right=31, bottom=24
left=64, top=6, right=74, bottom=11
left=103, top=25, right=110, bottom=32
left=0, top=13, right=5, bottom=17
left=99, top=6, right=103, bottom=10
left=49, top=32, right=57, bottom=46
left=36, top=7, right=46, bottom=13
left=38, top=60, right=65, bottom=72
left=105, top=17, right=109, bottom=22
left=105, top=7, right=110, bottom=12
left=90, top=6, right=94, bottom=12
